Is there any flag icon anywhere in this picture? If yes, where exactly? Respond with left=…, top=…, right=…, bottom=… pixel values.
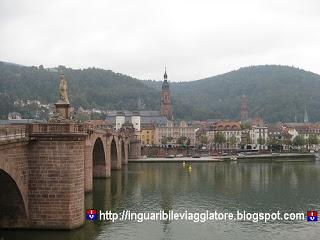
left=86, top=209, right=97, bottom=220
left=307, top=211, right=318, bottom=222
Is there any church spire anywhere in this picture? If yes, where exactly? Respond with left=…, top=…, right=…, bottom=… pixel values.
left=164, top=67, right=168, bottom=81
left=160, top=67, right=173, bottom=120
left=162, top=67, right=169, bottom=90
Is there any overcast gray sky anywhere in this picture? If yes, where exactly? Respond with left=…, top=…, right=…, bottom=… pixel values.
left=1, top=0, right=319, bottom=81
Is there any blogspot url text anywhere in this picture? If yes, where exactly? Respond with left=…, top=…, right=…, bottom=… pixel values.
left=88, top=210, right=309, bottom=223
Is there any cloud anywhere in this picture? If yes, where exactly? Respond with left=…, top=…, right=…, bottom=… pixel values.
left=0, top=0, right=319, bottom=81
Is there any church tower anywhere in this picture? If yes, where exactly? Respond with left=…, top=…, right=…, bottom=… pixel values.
left=160, top=68, right=173, bottom=120
left=240, top=95, right=248, bottom=122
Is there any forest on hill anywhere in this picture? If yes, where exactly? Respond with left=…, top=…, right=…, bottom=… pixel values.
left=1, top=61, right=320, bottom=123
left=0, top=62, right=158, bottom=119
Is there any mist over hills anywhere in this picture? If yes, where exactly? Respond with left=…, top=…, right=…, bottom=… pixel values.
left=1, top=61, right=320, bottom=123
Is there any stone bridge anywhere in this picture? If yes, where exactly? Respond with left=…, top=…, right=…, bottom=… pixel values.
left=0, top=122, right=141, bottom=229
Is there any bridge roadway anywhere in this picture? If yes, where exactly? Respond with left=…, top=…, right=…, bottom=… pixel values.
left=0, top=122, right=141, bottom=229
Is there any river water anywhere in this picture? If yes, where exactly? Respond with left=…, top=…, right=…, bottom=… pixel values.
left=1, top=161, right=320, bottom=240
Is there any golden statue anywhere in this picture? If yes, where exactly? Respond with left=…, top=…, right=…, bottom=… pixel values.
left=59, top=73, right=69, bottom=104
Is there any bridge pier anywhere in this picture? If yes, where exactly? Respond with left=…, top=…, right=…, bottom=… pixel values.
left=111, top=138, right=122, bottom=170
left=28, top=131, right=87, bottom=229
left=84, top=142, right=93, bottom=192
left=129, top=139, right=141, bottom=160
left=121, top=140, right=129, bottom=165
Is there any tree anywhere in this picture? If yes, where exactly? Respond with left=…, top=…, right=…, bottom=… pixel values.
left=186, top=138, right=191, bottom=147
left=0, top=93, right=14, bottom=119
left=186, top=138, right=191, bottom=154
left=242, top=132, right=252, bottom=144
left=241, top=122, right=251, bottom=130
left=161, top=137, right=168, bottom=145
left=229, top=135, right=237, bottom=146
left=176, top=137, right=182, bottom=145
left=74, top=112, right=90, bottom=122
left=91, top=112, right=106, bottom=120
left=176, top=136, right=187, bottom=146
left=307, top=134, right=318, bottom=145
left=267, top=136, right=278, bottom=146
left=167, top=137, right=173, bottom=144
left=292, top=135, right=306, bottom=147
left=200, top=135, right=208, bottom=145
left=257, top=137, right=266, bottom=145
left=283, top=138, right=292, bottom=146
left=214, top=132, right=226, bottom=149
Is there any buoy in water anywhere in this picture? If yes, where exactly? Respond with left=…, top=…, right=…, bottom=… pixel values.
left=188, top=165, right=192, bottom=171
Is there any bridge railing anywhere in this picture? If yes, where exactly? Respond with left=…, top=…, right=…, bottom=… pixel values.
left=0, top=123, right=135, bottom=141
left=0, top=126, right=28, bottom=142
left=29, top=123, right=89, bottom=134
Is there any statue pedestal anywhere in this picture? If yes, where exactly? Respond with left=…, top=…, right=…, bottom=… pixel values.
left=55, top=101, right=70, bottom=120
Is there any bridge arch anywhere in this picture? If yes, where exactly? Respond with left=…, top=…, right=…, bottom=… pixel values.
left=121, top=140, right=129, bottom=165
left=92, top=137, right=108, bottom=178
left=110, top=137, right=121, bottom=170
left=0, top=169, right=27, bottom=228
left=85, top=134, right=112, bottom=192
left=111, top=138, right=117, bottom=161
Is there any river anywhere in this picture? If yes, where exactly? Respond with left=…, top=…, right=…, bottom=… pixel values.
left=1, top=161, right=320, bottom=240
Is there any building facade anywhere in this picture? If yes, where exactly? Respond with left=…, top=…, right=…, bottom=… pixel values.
left=141, top=124, right=156, bottom=146
left=155, top=121, right=197, bottom=146
left=249, top=125, right=268, bottom=150
left=206, top=121, right=242, bottom=146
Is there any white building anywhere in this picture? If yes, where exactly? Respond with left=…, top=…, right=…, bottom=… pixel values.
left=249, top=125, right=268, bottom=150
left=131, top=112, right=141, bottom=132
left=115, top=111, right=141, bottom=139
left=115, top=113, right=126, bottom=130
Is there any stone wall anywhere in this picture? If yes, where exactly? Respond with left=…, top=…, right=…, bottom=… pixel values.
left=129, top=140, right=141, bottom=159
left=141, top=146, right=189, bottom=158
left=28, top=136, right=85, bottom=229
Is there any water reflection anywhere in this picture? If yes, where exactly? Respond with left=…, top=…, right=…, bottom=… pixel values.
left=1, top=161, right=320, bottom=240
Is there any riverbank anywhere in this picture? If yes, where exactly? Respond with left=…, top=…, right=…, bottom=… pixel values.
left=225, top=153, right=316, bottom=162
left=129, top=153, right=316, bottom=162
left=129, top=156, right=223, bottom=162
